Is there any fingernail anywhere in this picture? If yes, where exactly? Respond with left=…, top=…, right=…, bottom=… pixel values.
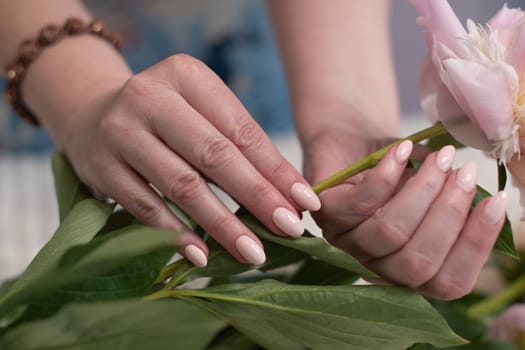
left=235, top=236, right=266, bottom=265
left=436, top=145, right=455, bottom=172
left=272, top=207, right=304, bottom=237
left=290, top=182, right=321, bottom=211
left=456, top=162, right=477, bottom=192
left=184, top=245, right=208, bottom=268
left=483, top=191, right=509, bottom=225
left=394, top=140, right=413, bottom=164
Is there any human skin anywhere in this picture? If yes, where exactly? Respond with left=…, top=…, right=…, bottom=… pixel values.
left=0, top=0, right=322, bottom=268
left=0, top=0, right=509, bottom=299
left=268, top=0, right=509, bottom=299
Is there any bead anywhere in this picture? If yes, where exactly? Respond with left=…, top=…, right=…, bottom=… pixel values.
left=38, top=24, right=62, bottom=45
left=18, top=106, right=38, bottom=126
left=5, top=63, right=25, bottom=83
left=64, top=18, right=84, bottom=34
left=5, top=17, right=123, bottom=127
left=89, top=20, right=109, bottom=37
left=18, top=39, right=39, bottom=62
left=4, top=84, right=20, bottom=104
left=109, top=33, right=123, bottom=49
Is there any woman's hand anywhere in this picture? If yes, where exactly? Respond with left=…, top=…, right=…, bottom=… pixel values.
left=62, top=54, right=321, bottom=267
left=303, top=127, right=509, bottom=300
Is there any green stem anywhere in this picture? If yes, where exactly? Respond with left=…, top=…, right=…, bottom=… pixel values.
left=467, top=276, right=525, bottom=319
left=142, top=289, right=172, bottom=301
left=154, top=259, right=186, bottom=284
left=145, top=289, right=287, bottom=310
left=164, top=266, right=195, bottom=290
left=145, top=289, right=235, bottom=302
left=312, top=122, right=447, bottom=194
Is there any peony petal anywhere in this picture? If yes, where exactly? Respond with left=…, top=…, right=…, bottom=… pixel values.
left=409, top=0, right=467, bottom=57
left=508, top=20, right=525, bottom=75
left=436, top=95, right=493, bottom=151
left=408, top=0, right=429, bottom=19
left=440, top=59, right=515, bottom=145
left=488, top=4, right=525, bottom=47
left=490, top=304, right=525, bottom=342
left=420, top=55, right=492, bottom=150
left=432, top=40, right=458, bottom=63
left=419, top=56, right=441, bottom=124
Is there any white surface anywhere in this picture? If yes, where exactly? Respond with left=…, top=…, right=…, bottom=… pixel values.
left=0, top=154, right=58, bottom=281
left=1, top=117, right=523, bottom=282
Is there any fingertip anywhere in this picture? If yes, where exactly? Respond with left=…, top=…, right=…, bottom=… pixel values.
left=436, top=145, right=456, bottom=172
left=272, top=207, right=304, bottom=237
left=290, top=182, right=322, bottom=211
left=394, top=140, right=414, bottom=164
left=481, top=191, right=509, bottom=226
left=455, top=161, right=477, bottom=193
left=174, top=228, right=209, bottom=256
left=235, top=235, right=266, bottom=265
left=184, top=244, right=208, bottom=268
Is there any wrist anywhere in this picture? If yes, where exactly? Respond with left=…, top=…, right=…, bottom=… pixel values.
left=293, top=95, right=399, bottom=150
left=58, top=76, right=128, bottom=152
left=20, top=34, right=132, bottom=147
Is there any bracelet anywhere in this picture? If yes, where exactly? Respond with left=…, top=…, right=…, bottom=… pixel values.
left=3, top=18, right=123, bottom=126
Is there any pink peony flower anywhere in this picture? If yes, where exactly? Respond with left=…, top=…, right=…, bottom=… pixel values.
left=490, top=304, right=525, bottom=347
left=410, top=1, right=525, bottom=201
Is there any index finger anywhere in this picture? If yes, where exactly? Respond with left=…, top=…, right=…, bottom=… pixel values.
left=148, top=55, right=321, bottom=213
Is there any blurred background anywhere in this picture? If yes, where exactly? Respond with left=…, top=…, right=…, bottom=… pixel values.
left=1, top=0, right=523, bottom=281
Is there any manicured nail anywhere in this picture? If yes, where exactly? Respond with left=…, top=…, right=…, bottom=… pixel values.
left=456, top=162, right=477, bottom=192
left=272, top=207, right=304, bottom=237
left=184, top=245, right=208, bottom=268
left=436, top=145, right=455, bottom=172
left=394, top=140, right=413, bottom=164
left=235, top=236, right=266, bottom=265
left=483, top=191, right=509, bottom=225
left=290, top=182, right=321, bottom=211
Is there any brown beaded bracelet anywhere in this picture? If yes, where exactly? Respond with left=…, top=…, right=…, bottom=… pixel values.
left=3, top=18, right=123, bottom=126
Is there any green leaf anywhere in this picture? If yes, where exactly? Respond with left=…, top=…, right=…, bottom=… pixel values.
left=0, top=280, right=24, bottom=329
left=0, top=279, right=16, bottom=299
left=1, top=223, right=178, bottom=322
left=410, top=296, right=520, bottom=349
left=498, top=162, right=508, bottom=192
left=239, top=214, right=375, bottom=278
left=473, top=186, right=517, bottom=258
left=97, top=209, right=139, bottom=236
left=207, top=328, right=258, bottom=350
left=19, top=249, right=175, bottom=324
left=51, top=153, right=93, bottom=222
left=33, top=225, right=178, bottom=299
left=408, top=340, right=518, bottom=350
left=1, top=299, right=225, bottom=350
left=57, top=225, right=178, bottom=273
left=0, top=199, right=114, bottom=318
left=425, top=132, right=465, bottom=151
left=178, top=280, right=465, bottom=350
left=288, top=258, right=359, bottom=285
left=163, top=197, right=198, bottom=230
left=166, top=238, right=305, bottom=287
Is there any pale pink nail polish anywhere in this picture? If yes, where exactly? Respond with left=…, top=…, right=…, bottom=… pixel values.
left=436, top=145, right=455, bottom=172
left=184, top=245, right=208, bottom=268
left=290, top=183, right=321, bottom=211
left=483, top=191, right=509, bottom=225
left=235, top=236, right=266, bottom=265
left=456, top=162, right=477, bottom=192
left=272, top=207, right=304, bottom=237
left=394, top=140, right=413, bottom=164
